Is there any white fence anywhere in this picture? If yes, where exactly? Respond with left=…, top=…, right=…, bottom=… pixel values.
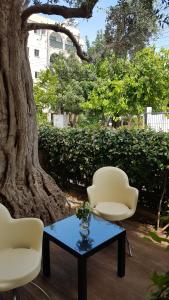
left=144, top=107, right=169, bottom=132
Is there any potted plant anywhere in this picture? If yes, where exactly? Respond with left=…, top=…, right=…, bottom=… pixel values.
left=76, top=201, right=92, bottom=230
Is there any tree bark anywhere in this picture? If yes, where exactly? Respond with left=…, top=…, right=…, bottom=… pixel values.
left=68, top=113, right=78, bottom=127
left=22, top=1, right=99, bottom=23
left=0, top=0, right=67, bottom=224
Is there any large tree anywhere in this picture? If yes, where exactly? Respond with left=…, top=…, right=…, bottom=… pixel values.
left=0, top=0, right=98, bottom=224
left=34, top=53, right=96, bottom=127
left=105, top=0, right=159, bottom=58
left=85, top=30, right=108, bottom=62
left=82, top=48, right=169, bottom=124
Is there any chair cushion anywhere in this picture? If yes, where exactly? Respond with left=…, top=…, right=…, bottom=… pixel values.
left=95, top=201, right=132, bottom=221
left=0, top=248, right=41, bottom=292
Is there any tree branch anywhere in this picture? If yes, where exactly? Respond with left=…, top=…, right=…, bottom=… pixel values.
left=26, top=22, right=90, bottom=62
left=22, top=1, right=99, bottom=24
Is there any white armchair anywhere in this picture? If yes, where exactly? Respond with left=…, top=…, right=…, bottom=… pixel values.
left=0, top=203, right=44, bottom=298
left=87, top=166, right=138, bottom=221
left=87, top=167, right=139, bottom=256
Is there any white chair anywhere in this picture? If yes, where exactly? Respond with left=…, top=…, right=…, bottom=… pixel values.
left=87, top=166, right=139, bottom=255
left=0, top=203, right=44, bottom=299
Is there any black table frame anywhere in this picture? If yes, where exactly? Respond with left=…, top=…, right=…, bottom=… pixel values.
left=42, top=221, right=126, bottom=300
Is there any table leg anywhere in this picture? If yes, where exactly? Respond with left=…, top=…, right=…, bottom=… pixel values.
left=78, top=257, right=87, bottom=300
left=43, top=234, right=50, bottom=276
left=117, top=232, right=126, bottom=277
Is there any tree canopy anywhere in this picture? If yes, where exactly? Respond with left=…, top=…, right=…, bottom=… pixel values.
left=35, top=45, right=169, bottom=128
left=82, top=48, right=169, bottom=124
left=34, top=53, right=96, bottom=126
left=105, top=0, right=159, bottom=58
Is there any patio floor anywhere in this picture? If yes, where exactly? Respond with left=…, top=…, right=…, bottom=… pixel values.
left=1, top=219, right=168, bottom=300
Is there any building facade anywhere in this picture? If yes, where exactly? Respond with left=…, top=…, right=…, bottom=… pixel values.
left=27, top=14, right=83, bottom=80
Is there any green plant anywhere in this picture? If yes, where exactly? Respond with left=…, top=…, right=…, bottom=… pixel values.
left=83, top=48, right=169, bottom=122
left=34, top=53, right=97, bottom=127
left=76, top=202, right=91, bottom=222
left=150, top=272, right=169, bottom=300
left=149, top=232, right=169, bottom=300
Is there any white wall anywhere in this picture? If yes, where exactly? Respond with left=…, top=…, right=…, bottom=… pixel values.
left=27, top=28, right=48, bottom=80
left=53, top=114, right=69, bottom=128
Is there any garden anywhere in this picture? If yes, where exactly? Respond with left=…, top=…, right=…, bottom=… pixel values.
left=38, top=125, right=169, bottom=300
left=32, top=2, right=169, bottom=297
left=0, top=0, right=169, bottom=299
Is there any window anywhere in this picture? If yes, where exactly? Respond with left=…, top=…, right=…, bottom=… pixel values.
left=34, top=49, right=39, bottom=57
left=35, top=71, right=39, bottom=78
left=65, top=37, right=75, bottom=51
left=49, top=33, right=63, bottom=49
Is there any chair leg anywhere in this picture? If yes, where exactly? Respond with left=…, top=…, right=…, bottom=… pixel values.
left=126, top=236, right=133, bottom=257
left=30, top=282, right=50, bottom=299
left=12, top=289, right=17, bottom=300
left=12, top=283, right=50, bottom=300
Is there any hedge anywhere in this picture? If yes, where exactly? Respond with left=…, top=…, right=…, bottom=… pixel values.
left=39, top=126, right=169, bottom=215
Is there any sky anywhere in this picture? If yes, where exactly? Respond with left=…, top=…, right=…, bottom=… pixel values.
left=153, top=27, right=169, bottom=50
left=76, top=0, right=117, bottom=43
left=32, top=0, right=169, bottom=49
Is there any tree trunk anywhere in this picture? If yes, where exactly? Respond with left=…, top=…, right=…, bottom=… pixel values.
left=0, top=1, right=67, bottom=224
left=68, top=112, right=78, bottom=127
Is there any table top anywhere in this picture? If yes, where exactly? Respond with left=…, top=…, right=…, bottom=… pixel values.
left=44, top=214, right=125, bottom=257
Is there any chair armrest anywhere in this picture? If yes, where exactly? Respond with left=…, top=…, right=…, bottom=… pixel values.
left=8, top=218, right=44, bottom=251
left=126, top=187, right=139, bottom=212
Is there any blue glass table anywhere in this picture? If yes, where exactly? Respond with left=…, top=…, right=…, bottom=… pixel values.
left=42, top=214, right=126, bottom=300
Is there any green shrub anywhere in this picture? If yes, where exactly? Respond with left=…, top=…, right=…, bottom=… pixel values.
left=39, top=126, right=169, bottom=215
left=149, top=232, right=169, bottom=300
